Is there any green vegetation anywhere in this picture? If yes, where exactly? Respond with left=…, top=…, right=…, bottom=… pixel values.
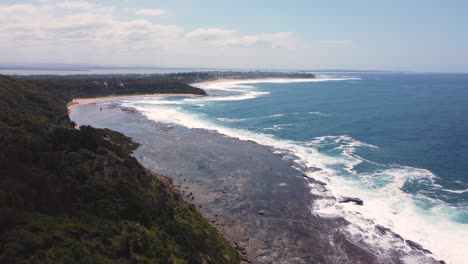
left=21, top=71, right=315, bottom=101
left=0, top=75, right=239, bottom=264
left=27, top=77, right=207, bottom=102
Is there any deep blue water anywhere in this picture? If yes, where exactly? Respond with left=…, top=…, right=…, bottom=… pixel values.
left=174, top=73, right=467, bottom=219
left=88, top=72, right=468, bottom=261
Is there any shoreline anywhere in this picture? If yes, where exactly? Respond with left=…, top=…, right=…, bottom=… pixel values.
left=192, top=78, right=319, bottom=86
left=191, top=76, right=362, bottom=87
left=70, top=102, right=444, bottom=263
left=66, top=77, right=321, bottom=113
left=67, top=93, right=203, bottom=113
left=67, top=77, right=335, bottom=113
left=67, top=80, right=448, bottom=263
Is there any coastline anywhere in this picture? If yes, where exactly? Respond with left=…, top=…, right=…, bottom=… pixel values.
left=70, top=101, right=444, bottom=264
left=67, top=93, right=203, bottom=113
left=67, top=76, right=341, bottom=114
left=191, top=76, right=364, bottom=87
left=192, top=78, right=320, bottom=86
left=66, top=77, right=322, bottom=113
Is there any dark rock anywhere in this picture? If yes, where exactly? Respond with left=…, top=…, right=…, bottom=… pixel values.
left=315, top=180, right=327, bottom=186
left=375, top=224, right=391, bottom=235
left=310, top=167, right=323, bottom=172
left=405, top=240, right=432, bottom=254
left=258, top=210, right=265, bottom=215
left=339, top=197, right=364, bottom=206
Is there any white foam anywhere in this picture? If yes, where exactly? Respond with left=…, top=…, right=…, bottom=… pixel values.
left=440, top=188, right=468, bottom=194
left=190, top=77, right=360, bottom=103
left=116, top=76, right=467, bottom=264
left=308, top=111, right=331, bottom=116
left=215, top=117, right=247, bottom=122
left=214, top=113, right=287, bottom=123
left=192, top=77, right=361, bottom=89
left=262, top=124, right=294, bottom=131
left=128, top=104, right=467, bottom=263
left=122, top=99, right=184, bottom=105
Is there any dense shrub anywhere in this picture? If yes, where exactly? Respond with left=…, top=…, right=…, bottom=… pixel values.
left=0, top=75, right=239, bottom=264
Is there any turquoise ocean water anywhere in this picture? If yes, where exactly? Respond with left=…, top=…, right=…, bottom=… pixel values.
left=114, top=73, right=467, bottom=263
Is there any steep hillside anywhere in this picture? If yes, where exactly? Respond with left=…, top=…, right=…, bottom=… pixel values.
left=0, top=75, right=239, bottom=264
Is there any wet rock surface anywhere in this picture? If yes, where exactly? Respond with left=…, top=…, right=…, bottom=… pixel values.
left=71, top=103, right=442, bottom=264
left=339, top=197, right=364, bottom=206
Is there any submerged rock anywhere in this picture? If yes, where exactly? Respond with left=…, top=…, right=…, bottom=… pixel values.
left=339, top=197, right=364, bottom=206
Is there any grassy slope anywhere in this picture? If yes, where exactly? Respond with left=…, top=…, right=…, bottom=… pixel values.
left=0, top=75, right=239, bottom=264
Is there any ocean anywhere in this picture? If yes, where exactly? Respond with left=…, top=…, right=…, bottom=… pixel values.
left=105, top=72, right=468, bottom=263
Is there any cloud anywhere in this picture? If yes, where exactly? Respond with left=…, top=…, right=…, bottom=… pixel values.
left=186, top=29, right=295, bottom=49
left=218, top=32, right=295, bottom=48
left=320, top=40, right=352, bottom=46
left=57, top=1, right=98, bottom=11
left=135, top=8, right=167, bottom=17
left=0, top=1, right=303, bottom=67
left=186, top=28, right=234, bottom=40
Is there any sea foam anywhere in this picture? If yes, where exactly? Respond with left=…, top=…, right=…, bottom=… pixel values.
left=118, top=78, right=467, bottom=264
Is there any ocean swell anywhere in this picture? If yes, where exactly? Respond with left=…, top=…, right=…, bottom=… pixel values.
left=117, top=78, right=467, bottom=264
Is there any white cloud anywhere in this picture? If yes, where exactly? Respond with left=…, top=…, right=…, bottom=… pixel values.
left=320, top=40, right=352, bottom=46
left=186, top=29, right=295, bottom=49
left=186, top=28, right=234, bottom=40
left=0, top=1, right=304, bottom=67
left=218, top=32, right=295, bottom=49
left=57, top=1, right=97, bottom=11
left=0, top=2, right=182, bottom=51
left=135, top=8, right=167, bottom=17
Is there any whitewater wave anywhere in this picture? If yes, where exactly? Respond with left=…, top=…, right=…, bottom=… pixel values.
left=190, top=77, right=360, bottom=103
left=215, top=117, right=247, bottom=122
left=118, top=101, right=467, bottom=263
left=116, top=77, right=467, bottom=263
left=192, top=77, right=362, bottom=89
left=308, top=111, right=331, bottom=116
left=120, top=99, right=184, bottom=105
left=215, top=112, right=329, bottom=123
left=215, top=113, right=286, bottom=123
left=440, top=188, right=468, bottom=194
left=262, top=124, right=295, bottom=131
left=186, top=91, right=270, bottom=102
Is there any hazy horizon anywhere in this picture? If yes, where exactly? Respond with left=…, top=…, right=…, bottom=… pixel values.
left=2, top=62, right=467, bottom=74
left=1, top=0, right=467, bottom=72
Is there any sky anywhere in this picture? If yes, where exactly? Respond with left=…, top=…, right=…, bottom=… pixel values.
left=0, top=0, right=467, bottom=72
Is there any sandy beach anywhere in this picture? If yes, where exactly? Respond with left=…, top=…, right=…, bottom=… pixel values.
left=67, top=78, right=324, bottom=113
left=67, top=78, right=319, bottom=113
left=67, top=93, right=203, bottom=113
left=192, top=78, right=319, bottom=86
left=69, top=102, right=442, bottom=264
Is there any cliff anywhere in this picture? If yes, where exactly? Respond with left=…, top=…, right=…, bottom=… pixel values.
left=0, top=75, right=239, bottom=264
